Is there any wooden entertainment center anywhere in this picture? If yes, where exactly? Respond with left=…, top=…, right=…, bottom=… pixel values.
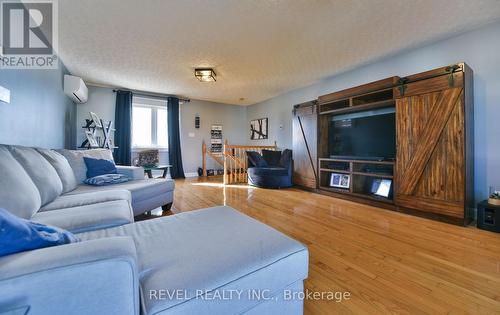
left=293, top=63, right=474, bottom=225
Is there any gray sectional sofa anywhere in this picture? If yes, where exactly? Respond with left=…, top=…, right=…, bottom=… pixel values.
left=0, top=145, right=174, bottom=232
left=0, top=144, right=309, bottom=314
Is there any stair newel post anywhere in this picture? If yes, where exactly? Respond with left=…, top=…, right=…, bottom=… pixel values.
left=241, top=148, right=244, bottom=183
left=236, top=147, right=239, bottom=183
left=238, top=147, right=242, bottom=182
left=223, top=140, right=228, bottom=185
left=231, top=144, right=234, bottom=184
left=202, top=140, right=207, bottom=177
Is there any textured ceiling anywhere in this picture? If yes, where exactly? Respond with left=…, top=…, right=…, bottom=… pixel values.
left=58, top=0, right=500, bottom=105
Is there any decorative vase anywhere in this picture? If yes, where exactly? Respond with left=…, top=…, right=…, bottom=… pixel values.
left=488, top=198, right=500, bottom=206
left=488, top=186, right=500, bottom=206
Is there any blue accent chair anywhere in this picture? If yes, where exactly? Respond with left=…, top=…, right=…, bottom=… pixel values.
left=247, top=149, right=293, bottom=188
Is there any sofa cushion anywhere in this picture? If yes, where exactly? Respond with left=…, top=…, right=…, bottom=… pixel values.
left=262, top=149, right=282, bottom=167
left=67, top=179, right=175, bottom=214
left=36, top=148, right=78, bottom=193
left=57, top=149, right=115, bottom=183
left=279, top=149, right=292, bottom=168
left=40, top=190, right=131, bottom=212
left=247, top=151, right=268, bottom=167
left=116, top=165, right=145, bottom=180
left=0, top=208, right=78, bottom=257
left=78, top=206, right=308, bottom=315
left=0, top=146, right=42, bottom=218
left=7, top=145, right=63, bottom=206
left=32, top=200, right=134, bottom=234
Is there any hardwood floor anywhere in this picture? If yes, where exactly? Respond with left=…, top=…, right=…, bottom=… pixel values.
left=172, top=176, right=500, bottom=314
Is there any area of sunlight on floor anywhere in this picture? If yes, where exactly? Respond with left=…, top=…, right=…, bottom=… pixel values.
left=190, top=182, right=256, bottom=189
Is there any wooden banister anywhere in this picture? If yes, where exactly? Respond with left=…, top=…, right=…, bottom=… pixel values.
left=202, top=141, right=207, bottom=177
left=202, top=139, right=278, bottom=184
left=223, top=141, right=278, bottom=185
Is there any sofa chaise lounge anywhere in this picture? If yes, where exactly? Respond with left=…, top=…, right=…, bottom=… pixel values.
left=56, top=148, right=175, bottom=216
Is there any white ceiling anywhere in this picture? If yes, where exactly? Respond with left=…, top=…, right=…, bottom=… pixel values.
left=58, top=0, right=500, bottom=105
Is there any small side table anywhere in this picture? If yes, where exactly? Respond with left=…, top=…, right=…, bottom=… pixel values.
left=477, top=200, right=500, bottom=233
left=143, top=165, right=172, bottom=179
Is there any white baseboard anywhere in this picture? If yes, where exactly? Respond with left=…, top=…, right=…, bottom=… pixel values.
left=184, top=172, right=199, bottom=178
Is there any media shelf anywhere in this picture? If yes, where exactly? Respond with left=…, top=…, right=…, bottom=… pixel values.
left=315, top=76, right=399, bottom=207
left=319, top=87, right=396, bottom=115
left=318, top=158, right=395, bottom=204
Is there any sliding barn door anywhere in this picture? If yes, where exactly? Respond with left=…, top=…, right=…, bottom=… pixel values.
left=395, top=75, right=465, bottom=219
left=292, top=101, right=318, bottom=189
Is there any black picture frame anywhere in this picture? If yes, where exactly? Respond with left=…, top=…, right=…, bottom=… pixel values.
left=250, top=118, right=268, bottom=140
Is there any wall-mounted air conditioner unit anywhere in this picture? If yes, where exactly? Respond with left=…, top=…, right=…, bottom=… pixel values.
left=64, top=75, right=88, bottom=103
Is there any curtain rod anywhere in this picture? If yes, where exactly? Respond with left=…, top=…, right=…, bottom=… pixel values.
left=112, top=89, right=190, bottom=103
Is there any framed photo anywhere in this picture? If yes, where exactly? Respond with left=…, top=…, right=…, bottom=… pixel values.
left=85, top=130, right=99, bottom=148
left=250, top=118, right=268, bottom=140
left=211, top=124, right=223, bottom=153
left=370, top=179, right=392, bottom=198
left=89, top=112, right=102, bottom=128
left=330, top=173, right=350, bottom=189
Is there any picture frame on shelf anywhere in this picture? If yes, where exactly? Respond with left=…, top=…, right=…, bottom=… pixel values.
left=330, top=173, right=350, bottom=189
left=370, top=179, right=393, bottom=198
left=89, top=112, right=102, bottom=128
left=85, top=130, right=99, bottom=148
left=211, top=124, right=223, bottom=153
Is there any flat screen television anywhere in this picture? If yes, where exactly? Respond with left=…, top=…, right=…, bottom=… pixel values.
left=329, top=107, right=396, bottom=161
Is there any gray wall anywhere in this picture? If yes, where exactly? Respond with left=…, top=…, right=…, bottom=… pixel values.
left=75, top=86, right=116, bottom=147
left=180, top=99, right=247, bottom=174
left=0, top=61, right=76, bottom=149
left=78, top=86, right=247, bottom=175
left=246, top=21, right=500, bottom=201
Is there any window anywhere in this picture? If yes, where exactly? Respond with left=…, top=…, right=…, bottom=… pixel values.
left=132, top=96, right=168, bottom=148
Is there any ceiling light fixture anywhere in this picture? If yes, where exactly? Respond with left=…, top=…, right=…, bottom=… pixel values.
left=195, top=68, right=216, bottom=82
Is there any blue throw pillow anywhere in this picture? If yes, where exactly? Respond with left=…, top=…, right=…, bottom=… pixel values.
left=0, top=208, right=79, bottom=257
left=247, top=151, right=268, bottom=167
left=84, top=174, right=129, bottom=186
left=279, top=149, right=292, bottom=168
left=262, top=150, right=282, bottom=167
left=83, top=157, right=117, bottom=178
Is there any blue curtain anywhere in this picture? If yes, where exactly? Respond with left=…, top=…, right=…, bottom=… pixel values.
left=167, top=97, right=185, bottom=178
left=113, top=90, right=133, bottom=165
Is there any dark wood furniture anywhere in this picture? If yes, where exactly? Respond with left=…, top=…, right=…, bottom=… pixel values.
left=292, top=101, right=318, bottom=189
left=316, top=76, right=399, bottom=206
left=292, top=63, right=474, bottom=225
left=318, top=76, right=400, bottom=115
left=477, top=200, right=500, bottom=233
left=394, top=63, right=474, bottom=225
left=143, top=165, right=172, bottom=179
left=318, top=158, right=395, bottom=203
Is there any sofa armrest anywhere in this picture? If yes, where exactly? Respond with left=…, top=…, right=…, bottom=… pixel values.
left=0, top=237, right=139, bottom=315
left=117, top=165, right=144, bottom=180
